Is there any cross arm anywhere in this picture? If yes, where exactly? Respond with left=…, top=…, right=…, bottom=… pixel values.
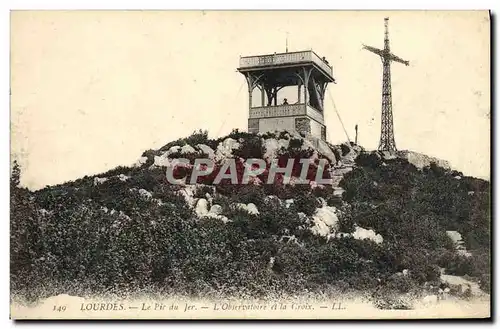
left=362, top=44, right=384, bottom=57
left=388, top=53, right=410, bottom=66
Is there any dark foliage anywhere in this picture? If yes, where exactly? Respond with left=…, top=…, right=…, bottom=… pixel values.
left=340, top=144, right=351, bottom=156
left=159, top=129, right=211, bottom=151
left=10, top=133, right=490, bottom=303
left=339, top=155, right=490, bottom=288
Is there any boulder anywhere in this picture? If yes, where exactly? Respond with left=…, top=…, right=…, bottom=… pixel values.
left=195, top=198, right=209, bottom=216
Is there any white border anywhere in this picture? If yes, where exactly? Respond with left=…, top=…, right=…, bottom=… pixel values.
left=2, top=1, right=498, bottom=10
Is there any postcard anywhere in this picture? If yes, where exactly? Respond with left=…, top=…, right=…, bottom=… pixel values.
left=10, top=10, right=491, bottom=320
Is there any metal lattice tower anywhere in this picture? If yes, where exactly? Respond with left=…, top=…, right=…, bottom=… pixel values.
left=363, top=17, right=409, bottom=152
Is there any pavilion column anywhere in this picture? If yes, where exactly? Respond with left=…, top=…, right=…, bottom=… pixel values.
left=245, top=74, right=254, bottom=109
left=304, top=80, right=308, bottom=107
left=265, top=88, right=273, bottom=106
left=321, top=82, right=328, bottom=112
left=261, top=84, right=266, bottom=106
left=302, top=67, right=312, bottom=107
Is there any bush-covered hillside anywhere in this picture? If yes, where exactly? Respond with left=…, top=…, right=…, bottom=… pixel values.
left=10, top=130, right=491, bottom=307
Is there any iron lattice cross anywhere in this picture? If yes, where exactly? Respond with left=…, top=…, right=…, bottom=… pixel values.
left=363, top=17, right=409, bottom=152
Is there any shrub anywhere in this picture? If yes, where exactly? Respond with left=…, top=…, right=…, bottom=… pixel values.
left=340, top=144, right=351, bottom=156
left=438, top=249, right=490, bottom=279
left=335, top=212, right=356, bottom=235
left=193, top=185, right=215, bottom=199
left=326, top=195, right=343, bottom=208
left=479, top=273, right=490, bottom=293
left=292, top=192, right=319, bottom=216
left=355, top=152, right=383, bottom=168
left=311, top=185, right=334, bottom=199
left=288, top=137, right=303, bottom=149
left=231, top=184, right=266, bottom=206
left=140, top=149, right=159, bottom=166
left=226, top=128, right=256, bottom=141
left=101, top=165, right=132, bottom=177
left=385, top=274, right=418, bottom=294
left=233, top=135, right=264, bottom=159
left=159, top=129, right=212, bottom=152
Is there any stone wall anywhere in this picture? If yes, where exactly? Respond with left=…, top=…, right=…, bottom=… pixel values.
left=295, top=118, right=311, bottom=135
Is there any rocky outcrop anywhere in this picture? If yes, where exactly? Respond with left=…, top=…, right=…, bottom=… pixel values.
left=395, top=150, right=451, bottom=170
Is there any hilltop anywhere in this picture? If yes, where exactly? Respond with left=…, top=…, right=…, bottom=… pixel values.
left=10, top=129, right=490, bottom=309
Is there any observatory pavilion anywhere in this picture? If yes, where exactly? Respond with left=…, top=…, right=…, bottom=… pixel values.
left=237, top=50, right=335, bottom=140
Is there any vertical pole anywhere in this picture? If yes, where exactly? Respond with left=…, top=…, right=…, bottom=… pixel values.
left=378, top=17, right=396, bottom=152
left=384, top=17, right=390, bottom=53
left=355, top=124, right=358, bottom=145
left=303, top=78, right=307, bottom=107
left=261, top=84, right=265, bottom=106
left=302, top=67, right=311, bottom=108
left=249, top=87, right=253, bottom=109
left=265, top=88, right=273, bottom=106
left=298, top=83, right=302, bottom=103
left=319, top=82, right=327, bottom=112
left=246, top=73, right=254, bottom=110
left=273, top=87, right=277, bottom=106
left=304, top=82, right=308, bottom=107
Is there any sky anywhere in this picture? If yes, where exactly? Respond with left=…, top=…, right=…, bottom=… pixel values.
left=10, top=10, right=490, bottom=190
